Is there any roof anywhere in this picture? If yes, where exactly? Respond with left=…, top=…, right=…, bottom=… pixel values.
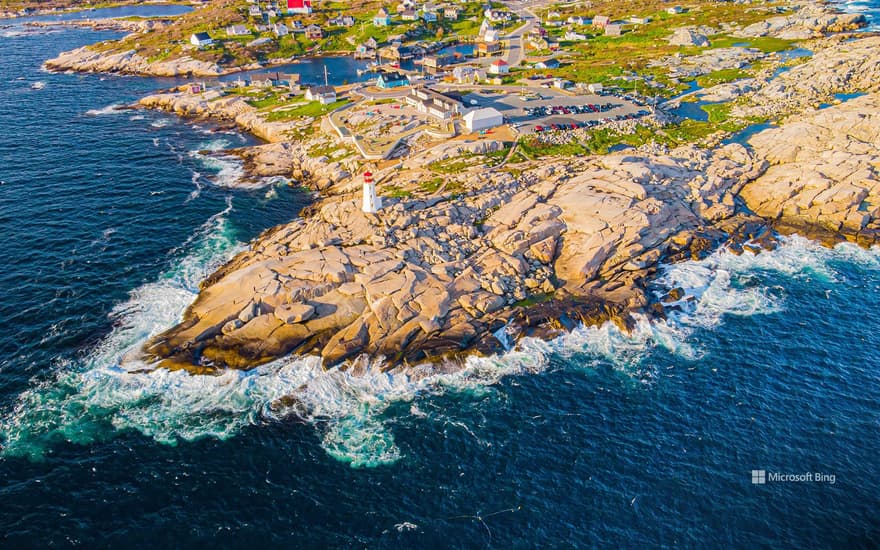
left=287, top=0, right=311, bottom=7
left=464, top=107, right=503, bottom=121
left=379, top=71, right=408, bottom=82
left=308, top=85, right=336, bottom=95
left=491, top=59, right=509, bottom=66
left=192, top=32, right=211, bottom=41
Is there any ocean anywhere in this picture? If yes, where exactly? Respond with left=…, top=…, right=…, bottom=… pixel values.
left=0, top=7, right=879, bottom=547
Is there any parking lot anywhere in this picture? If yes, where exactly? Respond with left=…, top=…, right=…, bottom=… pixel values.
left=456, top=87, right=650, bottom=134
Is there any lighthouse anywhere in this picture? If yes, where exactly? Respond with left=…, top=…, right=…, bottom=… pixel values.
left=362, top=171, right=382, bottom=214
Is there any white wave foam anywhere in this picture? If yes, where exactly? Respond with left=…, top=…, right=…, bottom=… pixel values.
left=129, top=114, right=145, bottom=121
left=86, top=103, right=124, bottom=116
left=2, top=235, right=877, bottom=466
left=186, top=170, right=204, bottom=202
left=150, top=118, right=171, bottom=128
left=188, top=138, right=249, bottom=188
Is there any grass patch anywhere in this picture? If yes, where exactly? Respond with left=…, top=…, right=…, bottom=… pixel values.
left=265, top=98, right=350, bottom=121
left=384, top=185, right=412, bottom=199
left=696, top=68, right=749, bottom=88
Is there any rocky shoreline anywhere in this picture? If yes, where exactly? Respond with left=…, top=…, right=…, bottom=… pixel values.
left=128, top=32, right=880, bottom=373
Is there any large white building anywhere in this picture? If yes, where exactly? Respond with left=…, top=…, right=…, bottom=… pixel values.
left=464, top=107, right=504, bottom=132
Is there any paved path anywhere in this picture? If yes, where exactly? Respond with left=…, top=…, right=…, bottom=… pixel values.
left=502, top=0, right=551, bottom=67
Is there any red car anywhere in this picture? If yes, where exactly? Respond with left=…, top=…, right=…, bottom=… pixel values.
left=535, top=125, right=544, bottom=132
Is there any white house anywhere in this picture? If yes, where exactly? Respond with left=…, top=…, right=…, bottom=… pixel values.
left=588, top=83, right=604, bottom=93
left=464, top=107, right=504, bottom=132
left=489, top=59, right=509, bottom=75
left=226, top=25, right=249, bottom=37
left=564, top=31, right=587, bottom=41
left=273, top=23, right=289, bottom=36
left=190, top=32, right=213, bottom=48
left=667, top=6, right=683, bottom=14
left=567, top=16, right=588, bottom=25
left=305, top=85, right=337, bottom=104
left=483, top=29, right=500, bottom=43
left=248, top=5, right=261, bottom=16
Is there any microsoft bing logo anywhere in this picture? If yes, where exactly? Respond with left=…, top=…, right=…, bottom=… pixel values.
left=751, top=470, right=766, bottom=484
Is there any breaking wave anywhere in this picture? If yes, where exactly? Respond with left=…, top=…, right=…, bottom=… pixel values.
left=85, top=103, right=125, bottom=116
left=1, top=235, right=875, bottom=466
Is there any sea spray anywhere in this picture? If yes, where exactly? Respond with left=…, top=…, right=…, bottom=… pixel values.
left=2, top=236, right=876, bottom=465
left=85, top=103, right=125, bottom=116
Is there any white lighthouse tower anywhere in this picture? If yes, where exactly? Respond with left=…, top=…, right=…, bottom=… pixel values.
left=362, top=170, right=382, bottom=214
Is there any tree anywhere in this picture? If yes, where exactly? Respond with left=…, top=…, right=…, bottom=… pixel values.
left=435, top=26, right=444, bottom=40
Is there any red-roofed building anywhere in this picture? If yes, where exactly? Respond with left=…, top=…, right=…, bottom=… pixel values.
left=489, top=59, right=509, bottom=75
left=287, top=0, right=312, bottom=15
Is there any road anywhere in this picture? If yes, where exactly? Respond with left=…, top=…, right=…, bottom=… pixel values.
left=501, top=0, right=551, bottom=67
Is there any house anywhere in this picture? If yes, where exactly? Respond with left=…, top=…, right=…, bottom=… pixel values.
left=477, top=40, right=502, bottom=56
left=531, top=25, right=547, bottom=38
left=483, top=29, right=499, bottom=43
left=592, top=15, right=610, bottom=29
left=629, top=16, right=651, bottom=25
left=266, top=9, right=277, bottom=18
left=373, top=7, right=392, bottom=26
left=251, top=73, right=275, bottom=87
left=305, top=24, right=323, bottom=39
left=286, top=0, right=312, bottom=15
left=667, top=6, right=683, bottom=14
left=553, top=78, right=572, bottom=89
left=464, top=107, right=503, bottom=132
left=376, top=71, right=410, bottom=88
left=365, top=37, right=378, bottom=49
left=355, top=42, right=376, bottom=58
left=400, top=9, right=417, bottom=21
left=567, top=15, right=588, bottom=25
left=484, top=9, right=511, bottom=22
left=605, top=24, right=622, bottom=36
left=329, top=15, right=355, bottom=27
left=273, top=23, right=289, bottom=36
left=190, top=32, right=213, bottom=48
left=588, top=83, right=603, bottom=93
left=544, top=19, right=563, bottom=27
left=488, top=59, right=509, bottom=75
left=248, top=5, right=261, bottom=16
left=404, top=87, right=462, bottom=119
left=534, top=58, right=560, bottom=69
left=422, top=11, right=437, bottom=22
left=452, top=65, right=485, bottom=83
left=564, top=31, right=587, bottom=41
left=444, top=7, right=458, bottom=19
left=422, top=54, right=452, bottom=73
left=280, top=72, right=301, bottom=87
left=305, top=85, right=337, bottom=104
left=226, top=25, right=249, bottom=37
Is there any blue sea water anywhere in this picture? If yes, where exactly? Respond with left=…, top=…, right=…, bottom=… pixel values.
left=1, top=8, right=880, bottom=548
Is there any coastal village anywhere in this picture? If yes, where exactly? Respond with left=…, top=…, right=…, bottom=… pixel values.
left=24, top=0, right=880, bottom=369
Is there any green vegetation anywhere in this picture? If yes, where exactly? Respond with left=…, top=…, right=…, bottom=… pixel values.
left=383, top=185, right=412, bottom=199
left=522, top=0, right=797, bottom=97
left=419, top=176, right=445, bottom=194
left=427, top=156, right=473, bottom=174
left=696, top=68, right=749, bottom=88
left=265, top=98, right=350, bottom=121
left=513, top=292, right=555, bottom=308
